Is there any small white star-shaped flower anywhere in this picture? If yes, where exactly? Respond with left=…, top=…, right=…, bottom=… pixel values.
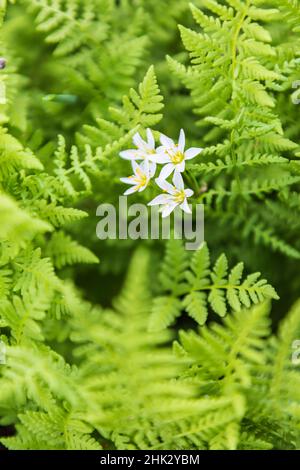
left=119, top=128, right=157, bottom=175
left=148, top=172, right=194, bottom=218
left=120, top=161, right=154, bottom=196
left=149, top=129, right=202, bottom=180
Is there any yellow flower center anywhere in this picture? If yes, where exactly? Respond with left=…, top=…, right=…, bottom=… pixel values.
left=131, top=169, right=148, bottom=189
left=170, top=151, right=184, bottom=164
left=174, top=189, right=185, bottom=203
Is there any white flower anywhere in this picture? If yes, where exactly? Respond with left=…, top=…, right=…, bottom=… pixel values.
left=120, top=160, right=154, bottom=196
left=149, top=129, right=202, bottom=179
left=148, top=172, right=194, bottom=218
left=119, top=128, right=157, bottom=175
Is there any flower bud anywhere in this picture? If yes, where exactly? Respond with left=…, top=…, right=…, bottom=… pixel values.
left=0, top=58, right=6, bottom=70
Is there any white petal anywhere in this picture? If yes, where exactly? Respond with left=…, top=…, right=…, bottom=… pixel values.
left=185, top=147, right=203, bottom=160
left=148, top=152, right=170, bottom=164
left=160, top=133, right=174, bottom=148
left=185, top=188, right=194, bottom=197
left=120, top=177, right=135, bottom=184
left=149, top=161, right=156, bottom=177
left=146, top=128, right=155, bottom=149
left=176, top=161, right=185, bottom=173
left=124, top=186, right=138, bottom=196
left=178, top=129, right=185, bottom=153
left=138, top=183, right=148, bottom=192
left=148, top=194, right=170, bottom=206
left=131, top=160, right=140, bottom=175
left=155, top=177, right=175, bottom=194
left=180, top=199, right=192, bottom=214
left=119, top=150, right=138, bottom=160
left=141, top=159, right=149, bottom=174
left=161, top=202, right=178, bottom=218
left=159, top=163, right=174, bottom=180
left=133, top=132, right=146, bottom=149
left=173, top=171, right=184, bottom=190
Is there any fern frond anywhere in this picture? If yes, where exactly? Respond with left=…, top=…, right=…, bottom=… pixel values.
left=0, top=194, right=52, bottom=252
left=0, top=129, right=43, bottom=180
left=28, top=0, right=108, bottom=57
left=31, top=200, right=88, bottom=227
left=45, top=231, right=99, bottom=268
left=149, top=240, right=278, bottom=330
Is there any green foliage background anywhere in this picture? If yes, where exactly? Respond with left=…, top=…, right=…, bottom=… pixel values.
left=0, top=0, right=300, bottom=450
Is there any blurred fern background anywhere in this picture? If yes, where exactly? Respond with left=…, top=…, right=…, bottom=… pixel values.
left=1, top=0, right=300, bottom=450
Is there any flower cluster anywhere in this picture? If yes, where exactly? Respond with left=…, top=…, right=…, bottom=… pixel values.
left=119, top=129, right=202, bottom=217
